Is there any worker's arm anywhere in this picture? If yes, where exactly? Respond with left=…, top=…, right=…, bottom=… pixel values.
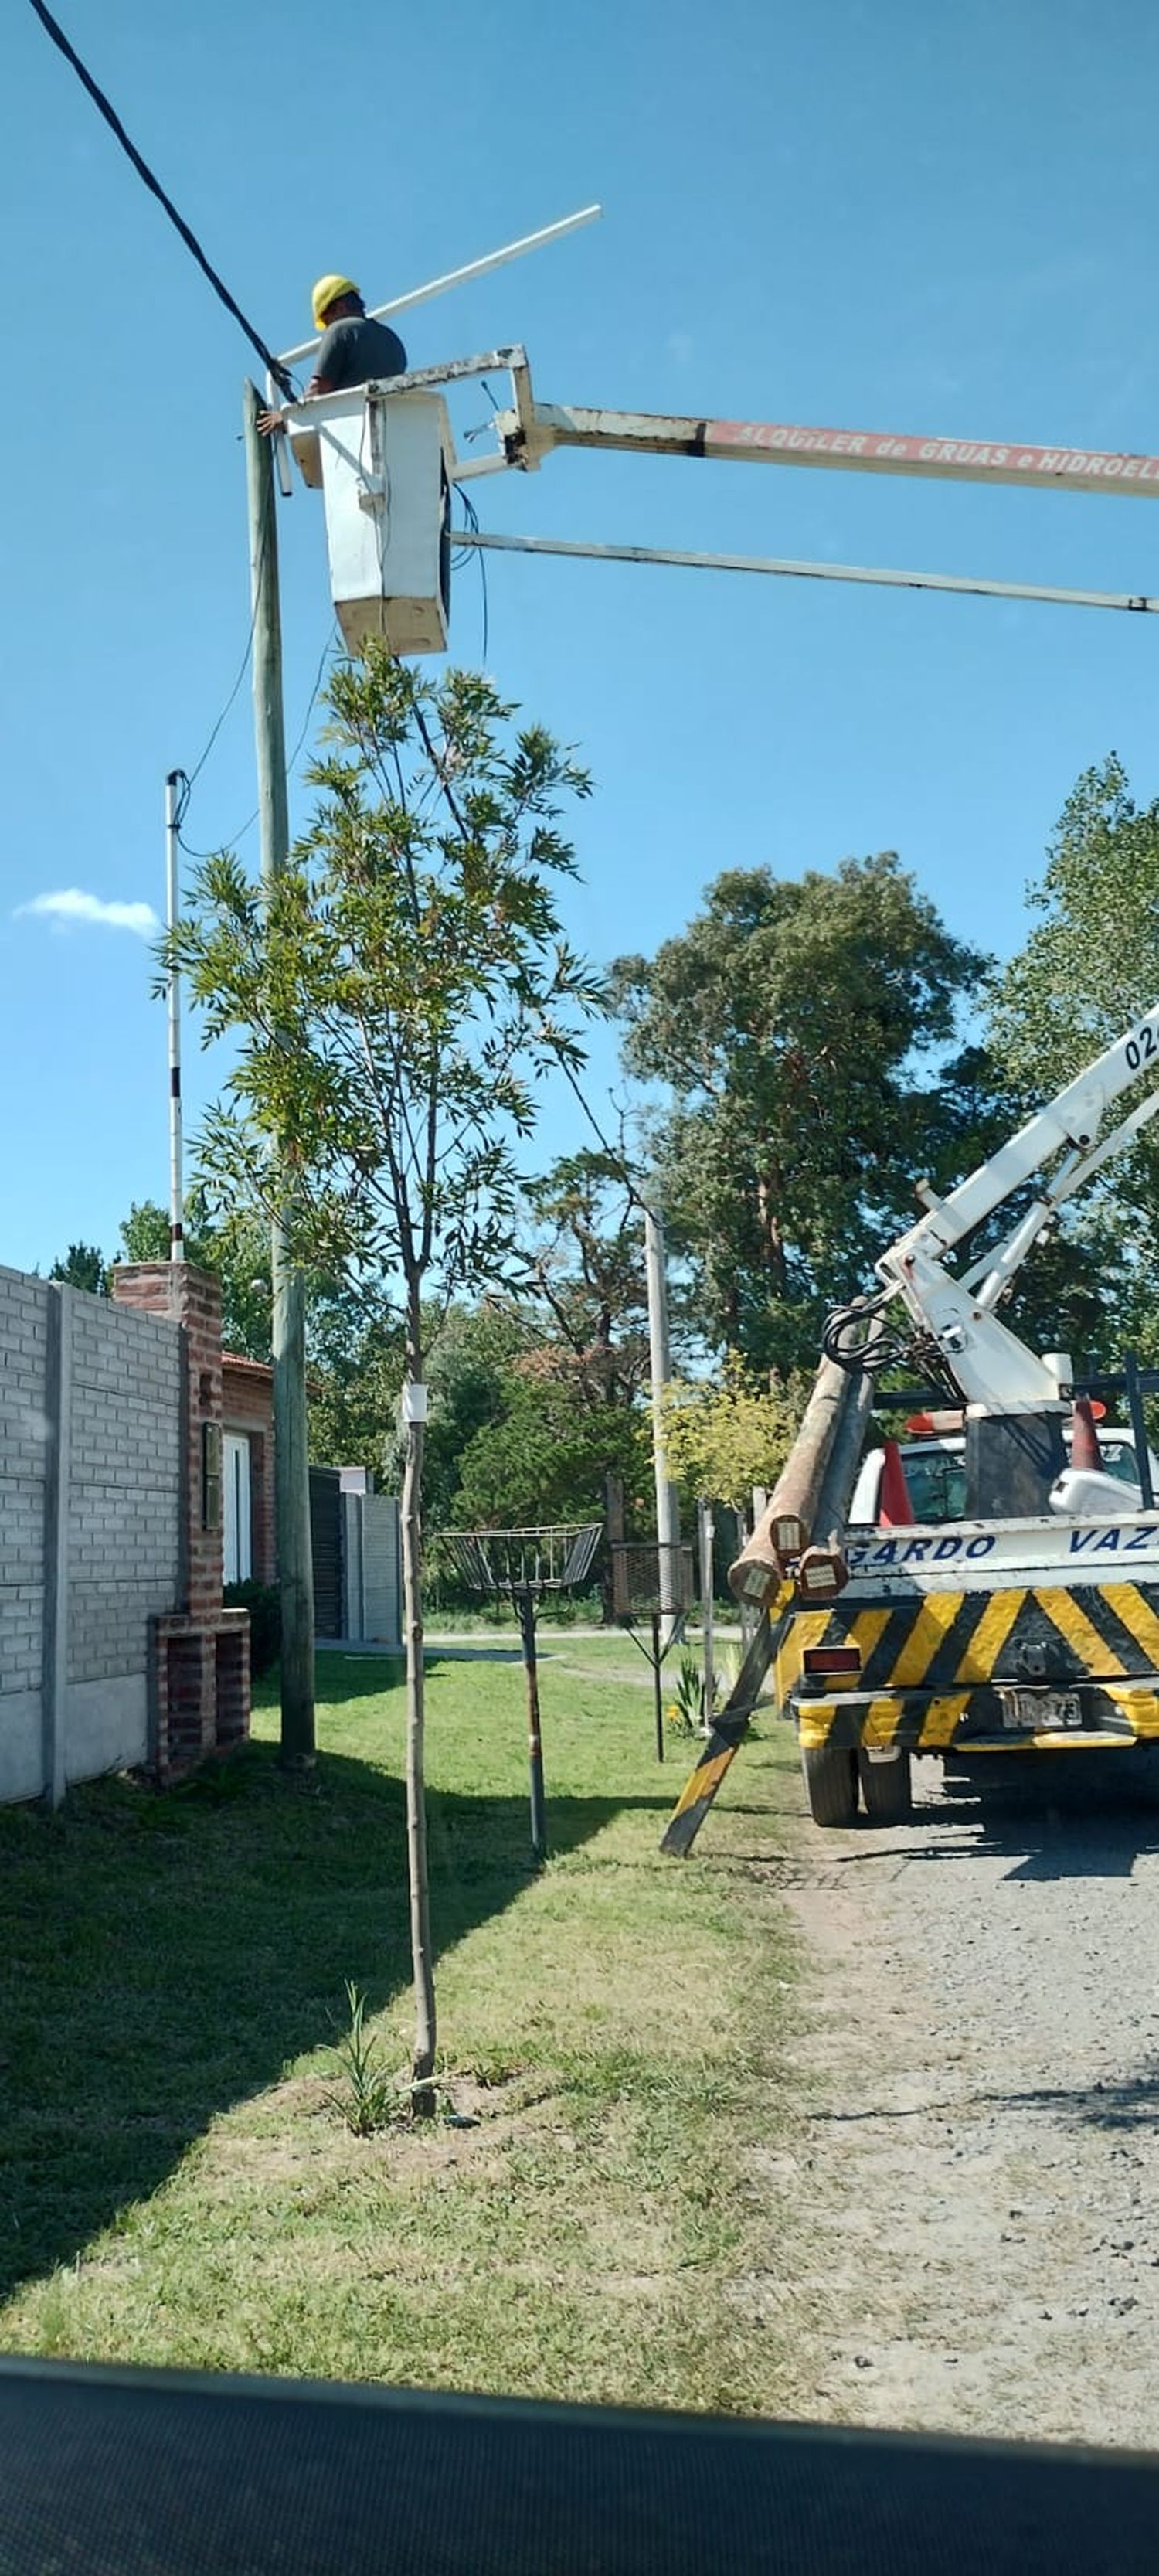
left=257, top=375, right=335, bottom=437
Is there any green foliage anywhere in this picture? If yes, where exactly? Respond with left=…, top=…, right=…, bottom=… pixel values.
left=165, top=653, right=605, bottom=1356
left=667, top=1651, right=708, bottom=1735
left=223, top=1581, right=280, bottom=1680
left=661, top=1353, right=808, bottom=1510
left=325, top=1981, right=398, bottom=2135
left=117, top=1194, right=273, bottom=1363
left=614, top=855, right=991, bottom=1372
left=522, top=1149, right=651, bottom=1407
left=48, top=1242, right=109, bottom=1296
left=452, top=1366, right=651, bottom=1531
left=423, top=1299, right=539, bottom=1526
left=985, top=756, right=1159, bottom=1369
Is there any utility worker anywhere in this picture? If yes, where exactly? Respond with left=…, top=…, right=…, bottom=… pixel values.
left=258, top=275, right=407, bottom=434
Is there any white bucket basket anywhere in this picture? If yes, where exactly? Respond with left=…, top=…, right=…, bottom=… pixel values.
left=292, top=386, right=452, bottom=657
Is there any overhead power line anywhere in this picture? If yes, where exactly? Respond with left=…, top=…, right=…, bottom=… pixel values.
left=25, top=0, right=295, bottom=397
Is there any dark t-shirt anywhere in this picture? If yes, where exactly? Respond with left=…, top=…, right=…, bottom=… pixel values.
left=314, top=314, right=408, bottom=391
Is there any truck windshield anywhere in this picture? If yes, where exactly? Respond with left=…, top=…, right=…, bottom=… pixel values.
left=903, top=1451, right=969, bottom=1524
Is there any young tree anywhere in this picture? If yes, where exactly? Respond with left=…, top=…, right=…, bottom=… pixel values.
left=167, top=652, right=602, bottom=2114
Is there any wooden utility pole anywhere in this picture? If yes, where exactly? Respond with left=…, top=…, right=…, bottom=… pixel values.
left=243, top=381, right=315, bottom=1766
left=644, top=1203, right=681, bottom=1643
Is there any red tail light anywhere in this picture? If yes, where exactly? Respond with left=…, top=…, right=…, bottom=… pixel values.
left=803, top=1645, right=862, bottom=1677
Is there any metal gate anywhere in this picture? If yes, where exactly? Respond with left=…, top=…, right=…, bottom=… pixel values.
left=309, top=1466, right=344, bottom=1639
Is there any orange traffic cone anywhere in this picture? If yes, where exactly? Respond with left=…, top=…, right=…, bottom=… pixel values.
left=879, top=1438, right=914, bottom=1526
left=1070, top=1396, right=1104, bottom=1474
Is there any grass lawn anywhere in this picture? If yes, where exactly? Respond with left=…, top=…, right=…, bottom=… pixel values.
left=0, top=1638, right=811, bottom=2412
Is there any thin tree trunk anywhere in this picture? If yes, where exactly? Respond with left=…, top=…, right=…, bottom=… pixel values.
left=402, top=1308, right=436, bottom=2119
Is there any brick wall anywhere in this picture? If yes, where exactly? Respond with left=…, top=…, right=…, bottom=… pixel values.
left=112, top=1263, right=223, bottom=1618
left=112, top=1264, right=250, bottom=1783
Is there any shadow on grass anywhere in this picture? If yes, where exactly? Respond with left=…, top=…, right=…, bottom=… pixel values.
left=0, top=1697, right=663, bottom=2312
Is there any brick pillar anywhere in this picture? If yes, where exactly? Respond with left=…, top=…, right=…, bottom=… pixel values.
left=113, top=1263, right=223, bottom=1615
left=111, top=1264, right=249, bottom=1781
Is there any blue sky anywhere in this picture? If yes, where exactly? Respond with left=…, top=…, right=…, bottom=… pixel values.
left=5, top=0, right=1159, bottom=1272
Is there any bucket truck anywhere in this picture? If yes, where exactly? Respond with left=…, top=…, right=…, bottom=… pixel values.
left=667, top=1006, right=1159, bottom=1846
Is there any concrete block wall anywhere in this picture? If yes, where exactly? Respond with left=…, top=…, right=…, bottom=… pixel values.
left=342, top=1489, right=402, bottom=1647
left=0, top=1266, right=185, bottom=1802
left=0, top=1267, right=52, bottom=1801
left=66, top=1294, right=182, bottom=1686
left=0, top=1258, right=251, bottom=1805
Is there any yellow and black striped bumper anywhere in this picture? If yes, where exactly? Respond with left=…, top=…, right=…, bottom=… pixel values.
left=777, top=1579, right=1159, bottom=1705
left=794, top=1681, right=1159, bottom=1753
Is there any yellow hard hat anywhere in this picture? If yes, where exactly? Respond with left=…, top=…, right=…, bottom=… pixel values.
left=311, top=274, right=359, bottom=331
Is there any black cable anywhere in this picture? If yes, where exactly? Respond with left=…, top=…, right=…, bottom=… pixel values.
left=26, top=0, right=296, bottom=398
left=453, top=487, right=488, bottom=662
left=177, top=621, right=338, bottom=861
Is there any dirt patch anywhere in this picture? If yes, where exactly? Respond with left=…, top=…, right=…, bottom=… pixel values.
left=766, top=1753, right=1159, bottom=2445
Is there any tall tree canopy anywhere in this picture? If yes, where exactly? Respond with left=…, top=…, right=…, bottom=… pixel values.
left=985, top=756, right=1159, bottom=1367
left=615, top=854, right=989, bottom=1372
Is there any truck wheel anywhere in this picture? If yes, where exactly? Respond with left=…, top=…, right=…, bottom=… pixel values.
left=858, top=1748, right=913, bottom=1824
left=801, top=1743, right=858, bottom=1827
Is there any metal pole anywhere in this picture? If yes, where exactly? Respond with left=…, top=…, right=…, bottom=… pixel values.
left=164, top=771, right=185, bottom=1261
left=453, top=529, right=1159, bottom=619
left=651, top=1609, right=665, bottom=1762
left=698, top=1499, right=715, bottom=1731
left=517, top=1587, right=548, bottom=1860
left=644, top=1203, right=681, bottom=1648
left=274, top=205, right=602, bottom=371
left=243, top=379, right=315, bottom=1768
left=1124, top=1349, right=1155, bottom=1509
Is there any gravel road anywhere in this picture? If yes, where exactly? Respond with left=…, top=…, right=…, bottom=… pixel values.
left=777, top=1750, right=1159, bottom=2447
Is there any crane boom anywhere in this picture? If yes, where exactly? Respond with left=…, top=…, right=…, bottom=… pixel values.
left=868, top=1006, right=1159, bottom=1412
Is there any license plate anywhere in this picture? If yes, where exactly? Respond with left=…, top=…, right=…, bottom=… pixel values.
left=999, top=1689, right=1083, bottom=1733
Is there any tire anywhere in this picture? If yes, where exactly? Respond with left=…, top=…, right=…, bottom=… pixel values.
left=801, top=1742, right=858, bottom=1828
left=858, top=1747, right=913, bottom=1824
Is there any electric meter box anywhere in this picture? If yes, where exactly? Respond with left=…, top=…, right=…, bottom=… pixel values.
left=304, top=388, right=453, bottom=658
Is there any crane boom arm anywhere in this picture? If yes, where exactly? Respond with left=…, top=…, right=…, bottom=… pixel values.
left=871, top=1006, right=1159, bottom=1411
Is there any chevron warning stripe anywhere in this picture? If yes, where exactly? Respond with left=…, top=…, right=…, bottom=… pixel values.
left=661, top=1598, right=791, bottom=1857
left=777, top=1579, right=1159, bottom=1700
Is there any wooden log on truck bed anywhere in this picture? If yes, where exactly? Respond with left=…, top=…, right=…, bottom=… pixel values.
left=729, top=1355, right=868, bottom=1608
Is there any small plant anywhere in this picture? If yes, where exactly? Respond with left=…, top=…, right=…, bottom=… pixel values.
left=223, top=1580, right=280, bottom=1679
left=668, top=1650, right=708, bottom=1735
left=325, top=1981, right=398, bottom=2135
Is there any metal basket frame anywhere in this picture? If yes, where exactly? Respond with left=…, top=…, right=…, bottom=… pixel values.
left=434, top=1522, right=603, bottom=1600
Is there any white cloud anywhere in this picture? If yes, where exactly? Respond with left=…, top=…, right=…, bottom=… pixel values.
left=15, top=886, right=159, bottom=938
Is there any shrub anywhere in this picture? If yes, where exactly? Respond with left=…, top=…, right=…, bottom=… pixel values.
left=223, top=1579, right=281, bottom=1679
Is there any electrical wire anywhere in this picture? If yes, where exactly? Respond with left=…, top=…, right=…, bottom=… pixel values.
left=25, top=0, right=297, bottom=397
left=176, top=621, right=340, bottom=861
left=453, top=485, right=488, bottom=660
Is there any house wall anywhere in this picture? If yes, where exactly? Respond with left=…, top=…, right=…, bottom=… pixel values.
left=0, top=1265, right=182, bottom=1802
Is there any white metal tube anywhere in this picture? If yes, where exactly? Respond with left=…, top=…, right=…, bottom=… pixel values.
left=164, top=771, right=185, bottom=1261
left=274, top=205, right=602, bottom=370
left=644, top=1204, right=681, bottom=1638
left=450, top=527, right=1159, bottom=615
